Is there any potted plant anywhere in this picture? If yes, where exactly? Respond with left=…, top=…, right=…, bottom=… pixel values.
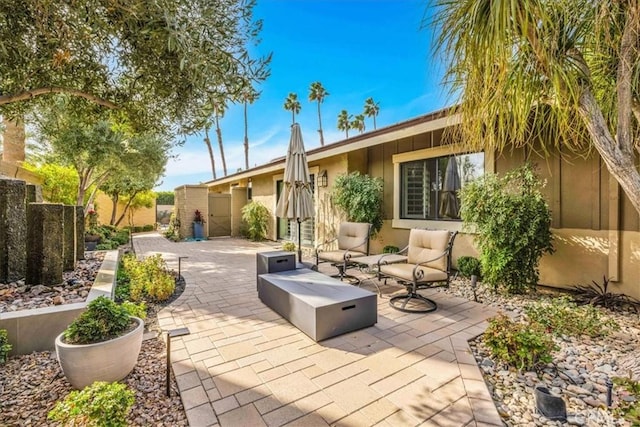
left=192, top=209, right=205, bottom=239
left=55, top=296, right=145, bottom=389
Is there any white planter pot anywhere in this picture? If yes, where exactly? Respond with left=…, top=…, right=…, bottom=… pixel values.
left=55, top=316, right=144, bottom=389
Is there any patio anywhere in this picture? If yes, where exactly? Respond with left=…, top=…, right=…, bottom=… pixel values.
left=133, top=233, right=503, bottom=427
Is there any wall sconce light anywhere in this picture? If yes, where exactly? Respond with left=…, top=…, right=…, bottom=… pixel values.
left=318, top=170, right=328, bottom=187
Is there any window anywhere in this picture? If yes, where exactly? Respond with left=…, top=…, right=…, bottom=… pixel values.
left=400, top=152, right=484, bottom=220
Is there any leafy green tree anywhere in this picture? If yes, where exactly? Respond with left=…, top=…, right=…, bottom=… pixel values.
left=337, top=110, right=353, bottom=138
left=0, top=0, right=270, bottom=135
left=331, top=171, right=384, bottom=235
left=284, top=93, right=301, bottom=124
left=434, top=0, right=640, bottom=215
left=155, top=191, right=175, bottom=206
left=22, top=162, right=78, bottom=205
left=98, top=134, right=169, bottom=226
left=459, top=165, right=554, bottom=294
left=239, top=87, right=259, bottom=170
left=309, top=82, right=329, bottom=146
left=351, top=114, right=366, bottom=134
left=363, top=97, right=380, bottom=130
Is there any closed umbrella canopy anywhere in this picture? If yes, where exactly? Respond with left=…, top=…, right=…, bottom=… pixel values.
left=439, top=157, right=461, bottom=219
left=276, top=123, right=315, bottom=261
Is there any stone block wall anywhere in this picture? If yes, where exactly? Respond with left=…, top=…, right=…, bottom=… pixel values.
left=0, top=179, right=27, bottom=282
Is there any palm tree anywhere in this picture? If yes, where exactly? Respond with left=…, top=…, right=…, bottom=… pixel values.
left=213, top=103, right=227, bottom=176
left=240, top=86, right=259, bottom=170
left=283, top=93, right=301, bottom=124
left=434, top=0, right=640, bottom=215
left=337, top=110, right=352, bottom=139
left=203, top=125, right=216, bottom=180
left=363, top=97, right=380, bottom=130
left=351, top=114, right=366, bottom=134
left=309, top=82, right=329, bottom=146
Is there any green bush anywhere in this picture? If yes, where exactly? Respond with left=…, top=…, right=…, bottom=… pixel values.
left=484, top=314, right=556, bottom=371
left=0, top=329, right=12, bottom=364
left=524, top=296, right=619, bottom=338
left=281, top=241, right=296, bottom=252
left=142, top=224, right=154, bottom=232
left=96, top=240, right=117, bottom=250
left=112, top=230, right=130, bottom=245
left=241, top=201, right=270, bottom=241
left=457, top=256, right=482, bottom=278
left=121, top=254, right=175, bottom=302
left=164, top=212, right=181, bottom=241
left=120, top=301, right=147, bottom=320
left=63, top=297, right=131, bottom=345
left=48, top=381, right=135, bottom=427
left=331, top=171, right=384, bottom=235
left=460, top=164, right=554, bottom=294
left=382, top=245, right=399, bottom=254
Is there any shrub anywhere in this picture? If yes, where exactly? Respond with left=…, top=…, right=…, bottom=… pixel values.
left=331, top=171, right=384, bottom=235
left=241, top=201, right=270, bottom=241
left=142, top=224, right=154, bottom=232
left=573, top=275, right=639, bottom=310
left=164, top=212, right=181, bottom=242
left=484, top=314, right=556, bottom=371
left=460, top=164, right=554, bottom=294
left=96, top=240, right=117, bottom=250
left=120, top=301, right=147, bottom=320
left=524, top=296, right=619, bottom=338
left=48, top=381, right=135, bottom=427
left=282, top=241, right=296, bottom=252
left=121, top=254, right=175, bottom=302
left=382, top=245, right=399, bottom=254
left=457, top=256, right=482, bottom=278
left=0, top=329, right=11, bottom=364
left=64, top=296, right=131, bottom=345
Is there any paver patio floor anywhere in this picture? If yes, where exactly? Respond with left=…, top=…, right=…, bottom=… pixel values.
left=133, top=233, right=503, bottom=427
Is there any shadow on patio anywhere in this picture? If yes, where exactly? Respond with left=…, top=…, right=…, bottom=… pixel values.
left=133, top=233, right=503, bottom=427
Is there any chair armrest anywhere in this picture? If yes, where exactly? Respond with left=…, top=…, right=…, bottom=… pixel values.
left=343, top=235, right=371, bottom=262
left=412, top=251, right=449, bottom=281
left=314, top=237, right=337, bottom=255
left=376, top=246, right=409, bottom=268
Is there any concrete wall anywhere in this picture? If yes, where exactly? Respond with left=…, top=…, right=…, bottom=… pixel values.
left=93, top=192, right=156, bottom=228
left=0, top=250, right=119, bottom=355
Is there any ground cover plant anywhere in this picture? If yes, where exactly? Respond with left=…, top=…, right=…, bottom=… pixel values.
left=48, top=381, right=135, bottom=427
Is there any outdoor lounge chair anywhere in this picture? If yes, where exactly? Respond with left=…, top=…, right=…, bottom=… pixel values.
left=377, top=229, right=457, bottom=313
left=315, top=222, right=371, bottom=282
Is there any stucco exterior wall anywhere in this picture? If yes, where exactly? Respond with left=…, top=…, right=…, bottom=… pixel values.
left=93, top=192, right=156, bottom=228
left=174, top=185, right=209, bottom=238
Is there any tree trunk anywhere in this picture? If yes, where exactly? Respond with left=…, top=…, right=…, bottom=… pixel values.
left=373, top=115, right=377, bottom=130
left=77, top=169, right=91, bottom=208
left=204, top=126, right=216, bottom=180
left=578, top=88, right=640, bottom=215
left=115, top=192, right=138, bottom=227
left=215, top=116, right=227, bottom=176
left=1, top=116, right=25, bottom=164
left=109, top=194, right=119, bottom=225
left=317, top=102, right=324, bottom=146
left=244, top=102, right=249, bottom=170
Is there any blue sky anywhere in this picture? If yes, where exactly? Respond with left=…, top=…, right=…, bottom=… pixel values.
left=157, top=0, right=451, bottom=191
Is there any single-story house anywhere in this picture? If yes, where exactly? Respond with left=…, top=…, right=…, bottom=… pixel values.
left=175, top=107, right=640, bottom=300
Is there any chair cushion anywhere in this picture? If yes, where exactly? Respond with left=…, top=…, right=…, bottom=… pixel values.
left=337, top=222, right=370, bottom=253
left=406, top=229, right=450, bottom=272
left=379, top=263, right=448, bottom=283
left=318, top=250, right=366, bottom=264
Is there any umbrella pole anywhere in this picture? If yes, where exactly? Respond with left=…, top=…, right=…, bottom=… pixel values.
left=297, top=219, right=302, bottom=263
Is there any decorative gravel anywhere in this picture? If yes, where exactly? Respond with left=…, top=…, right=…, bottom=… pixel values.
left=0, top=250, right=188, bottom=426
left=0, top=252, right=105, bottom=313
left=434, top=279, right=640, bottom=427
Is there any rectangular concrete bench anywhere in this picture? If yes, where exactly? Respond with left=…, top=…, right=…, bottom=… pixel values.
left=257, top=268, right=377, bottom=341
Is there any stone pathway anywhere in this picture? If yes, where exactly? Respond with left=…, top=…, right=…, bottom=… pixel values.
left=133, top=233, right=503, bottom=427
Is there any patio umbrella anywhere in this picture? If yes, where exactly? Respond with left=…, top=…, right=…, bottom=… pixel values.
left=275, top=123, right=315, bottom=262
left=439, top=157, right=461, bottom=219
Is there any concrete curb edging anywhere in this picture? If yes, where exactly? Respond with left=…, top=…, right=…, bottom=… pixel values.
left=0, top=250, right=120, bottom=355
